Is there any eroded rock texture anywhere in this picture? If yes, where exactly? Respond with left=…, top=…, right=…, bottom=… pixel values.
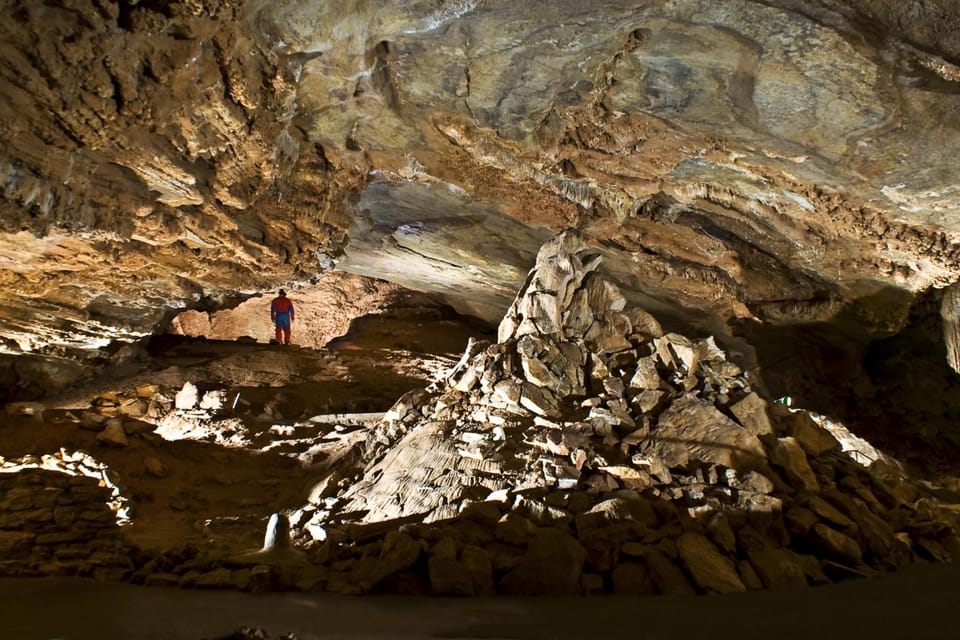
left=3, top=2, right=960, bottom=440
left=282, top=231, right=960, bottom=596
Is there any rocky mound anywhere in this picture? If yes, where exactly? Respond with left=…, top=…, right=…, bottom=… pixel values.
left=287, top=230, right=960, bottom=596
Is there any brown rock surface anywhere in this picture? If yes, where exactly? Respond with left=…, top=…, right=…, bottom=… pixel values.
left=3, top=0, right=960, bottom=601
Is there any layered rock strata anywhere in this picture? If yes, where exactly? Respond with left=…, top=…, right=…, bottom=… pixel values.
left=0, top=467, right=133, bottom=579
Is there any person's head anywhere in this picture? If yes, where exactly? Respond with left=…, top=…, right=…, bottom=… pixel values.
left=278, top=289, right=286, bottom=297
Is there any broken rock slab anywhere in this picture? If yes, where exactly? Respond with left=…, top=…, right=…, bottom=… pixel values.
left=498, top=528, right=586, bottom=596
left=649, top=396, right=767, bottom=472
left=96, top=419, right=128, bottom=447
left=676, top=532, right=747, bottom=594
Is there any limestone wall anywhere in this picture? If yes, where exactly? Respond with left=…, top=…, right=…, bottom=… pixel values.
left=0, top=469, right=132, bottom=579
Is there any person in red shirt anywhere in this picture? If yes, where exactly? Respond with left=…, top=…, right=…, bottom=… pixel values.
left=270, top=289, right=295, bottom=345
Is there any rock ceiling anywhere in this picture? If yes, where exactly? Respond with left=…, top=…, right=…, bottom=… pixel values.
left=2, top=0, right=960, bottom=400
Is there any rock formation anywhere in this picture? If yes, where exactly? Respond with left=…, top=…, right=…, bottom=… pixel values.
left=281, top=231, right=960, bottom=595
left=0, top=231, right=958, bottom=597
left=3, top=0, right=960, bottom=602
left=3, top=0, right=960, bottom=435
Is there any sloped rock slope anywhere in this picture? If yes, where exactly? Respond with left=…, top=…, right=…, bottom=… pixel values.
left=295, top=231, right=960, bottom=595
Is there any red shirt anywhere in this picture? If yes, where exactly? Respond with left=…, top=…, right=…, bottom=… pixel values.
left=271, top=296, right=294, bottom=320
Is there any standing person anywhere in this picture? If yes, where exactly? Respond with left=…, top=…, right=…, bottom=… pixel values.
left=270, top=289, right=295, bottom=345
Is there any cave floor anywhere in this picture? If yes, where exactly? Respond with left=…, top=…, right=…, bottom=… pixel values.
left=2, top=560, right=959, bottom=640
left=4, top=309, right=960, bottom=638
left=1, top=310, right=486, bottom=555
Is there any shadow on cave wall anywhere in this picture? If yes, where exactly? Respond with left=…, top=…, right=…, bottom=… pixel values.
left=734, top=286, right=960, bottom=475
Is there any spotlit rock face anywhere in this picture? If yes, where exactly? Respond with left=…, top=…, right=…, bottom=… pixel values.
left=3, top=0, right=960, bottom=371
left=290, top=231, right=960, bottom=596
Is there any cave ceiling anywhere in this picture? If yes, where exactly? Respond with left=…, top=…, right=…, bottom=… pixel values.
left=2, top=0, right=960, bottom=384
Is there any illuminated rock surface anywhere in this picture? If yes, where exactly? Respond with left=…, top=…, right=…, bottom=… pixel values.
left=3, top=0, right=960, bottom=605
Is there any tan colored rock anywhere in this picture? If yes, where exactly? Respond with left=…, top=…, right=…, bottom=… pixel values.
left=498, top=529, right=586, bottom=596
left=0, top=531, right=35, bottom=555
left=645, top=548, right=696, bottom=595
left=823, top=490, right=909, bottom=563
left=350, top=531, right=425, bottom=593
left=97, top=419, right=128, bottom=447
left=662, top=334, right=699, bottom=374
left=633, top=389, right=665, bottom=414
left=625, top=307, right=663, bottom=340
left=599, top=465, right=653, bottom=490
left=428, top=537, right=494, bottom=596
left=117, top=399, right=145, bottom=418
left=726, top=469, right=776, bottom=494
left=631, top=454, right=673, bottom=484
left=144, top=456, right=168, bottom=478
left=495, top=512, right=536, bottom=547
left=519, top=382, right=561, bottom=418
left=135, top=384, right=159, bottom=399
left=491, top=379, right=523, bottom=413
left=747, top=548, right=809, bottom=588
left=514, top=496, right=572, bottom=527
left=676, top=532, right=746, bottom=594
left=575, top=496, right=660, bottom=534
left=628, top=356, right=661, bottom=390
left=808, top=495, right=855, bottom=529
left=774, top=406, right=841, bottom=456
left=195, top=568, right=235, bottom=589
left=612, top=561, right=655, bottom=595
left=770, top=437, right=820, bottom=493
left=651, top=396, right=767, bottom=471
left=730, top=392, right=774, bottom=438
left=785, top=506, right=820, bottom=537
left=79, top=411, right=107, bottom=430
left=583, top=272, right=627, bottom=315
left=584, top=318, right=633, bottom=355
left=810, top=523, right=863, bottom=565
left=706, top=512, right=737, bottom=554
left=517, top=336, right=562, bottom=389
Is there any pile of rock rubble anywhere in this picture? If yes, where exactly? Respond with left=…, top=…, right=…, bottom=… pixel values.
left=287, top=230, right=960, bottom=595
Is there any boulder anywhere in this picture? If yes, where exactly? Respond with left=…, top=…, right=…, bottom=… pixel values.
left=747, top=548, right=809, bottom=588
left=810, top=523, right=864, bottom=565
left=144, top=457, right=168, bottom=478
left=773, top=406, right=841, bottom=456
left=770, top=437, right=820, bottom=493
left=730, top=392, right=774, bottom=438
left=645, top=548, right=696, bottom=595
left=612, top=561, right=656, bottom=595
left=651, top=396, right=767, bottom=472
left=498, top=529, right=586, bottom=596
left=96, top=419, right=128, bottom=447
left=676, top=532, right=746, bottom=594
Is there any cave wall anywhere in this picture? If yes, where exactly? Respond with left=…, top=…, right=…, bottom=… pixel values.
left=2, top=0, right=960, bottom=433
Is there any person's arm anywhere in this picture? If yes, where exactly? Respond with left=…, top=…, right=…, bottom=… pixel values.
left=290, top=302, right=295, bottom=322
left=270, top=300, right=276, bottom=321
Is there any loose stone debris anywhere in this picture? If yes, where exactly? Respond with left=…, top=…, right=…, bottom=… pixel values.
left=283, top=230, right=960, bottom=595
left=2, top=230, right=959, bottom=596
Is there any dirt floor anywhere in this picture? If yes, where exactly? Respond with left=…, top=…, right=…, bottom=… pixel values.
left=0, top=305, right=495, bottom=555
left=2, top=560, right=960, bottom=640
